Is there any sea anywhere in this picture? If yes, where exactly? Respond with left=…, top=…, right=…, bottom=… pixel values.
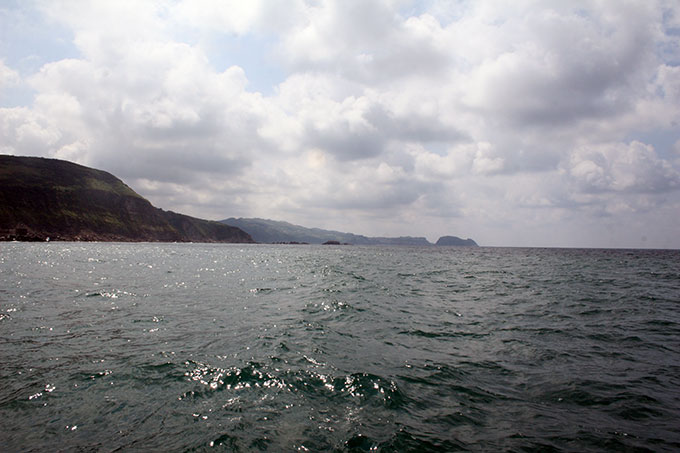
left=1, top=243, right=679, bottom=452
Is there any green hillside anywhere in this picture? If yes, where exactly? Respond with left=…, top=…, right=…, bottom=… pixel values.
left=0, top=155, right=253, bottom=243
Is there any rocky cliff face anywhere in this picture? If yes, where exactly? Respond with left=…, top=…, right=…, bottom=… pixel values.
left=0, top=155, right=254, bottom=243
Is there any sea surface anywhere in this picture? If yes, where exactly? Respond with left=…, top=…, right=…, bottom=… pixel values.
left=1, top=243, right=679, bottom=452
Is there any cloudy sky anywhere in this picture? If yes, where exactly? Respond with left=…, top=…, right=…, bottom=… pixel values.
left=1, top=0, right=679, bottom=248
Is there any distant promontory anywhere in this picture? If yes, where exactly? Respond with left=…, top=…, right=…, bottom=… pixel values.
left=435, top=236, right=478, bottom=247
left=0, top=155, right=254, bottom=243
left=221, top=217, right=478, bottom=247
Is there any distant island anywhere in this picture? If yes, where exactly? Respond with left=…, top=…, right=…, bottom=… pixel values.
left=436, top=236, right=478, bottom=247
left=221, top=218, right=478, bottom=247
left=0, top=155, right=254, bottom=243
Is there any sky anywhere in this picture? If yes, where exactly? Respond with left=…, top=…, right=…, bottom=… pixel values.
left=1, top=0, right=679, bottom=248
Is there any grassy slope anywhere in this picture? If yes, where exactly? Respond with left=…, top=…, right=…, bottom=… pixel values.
left=0, top=155, right=253, bottom=242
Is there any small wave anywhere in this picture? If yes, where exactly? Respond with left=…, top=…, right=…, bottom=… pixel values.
left=249, top=287, right=276, bottom=294
left=373, top=427, right=468, bottom=451
left=334, top=372, right=404, bottom=409
left=181, top=361, right=287, bottom=399
left=84, top=289, right=136, bottom=299
left=303, top=298, right=355, bottom=314
left=398, top=329, right=488, bottom=339
left=179, top=359, right=405, bottom=411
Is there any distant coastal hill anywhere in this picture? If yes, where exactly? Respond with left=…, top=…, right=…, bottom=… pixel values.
left=436, top=236, right=478, bottom=246
left=221, top=217, right=478, bottom=246
left=0, top=155, right=254, bottom=243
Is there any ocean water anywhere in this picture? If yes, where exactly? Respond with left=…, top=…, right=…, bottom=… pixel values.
left=1, top=243, right=679, bottom=452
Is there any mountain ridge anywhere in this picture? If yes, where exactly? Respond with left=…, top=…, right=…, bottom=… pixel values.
left=221, top=217, right=478, bottom=246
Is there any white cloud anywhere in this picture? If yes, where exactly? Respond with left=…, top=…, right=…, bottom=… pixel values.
left=0, top=59, right=20, bottom=89
left=1, top=0, right=680, bottom=247
left=567, top=141, right=680, bottom=193
left=173, top=0, right=266, bottom=35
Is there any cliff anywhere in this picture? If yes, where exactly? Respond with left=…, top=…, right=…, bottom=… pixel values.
left=0, top=155, right=254, bottom=243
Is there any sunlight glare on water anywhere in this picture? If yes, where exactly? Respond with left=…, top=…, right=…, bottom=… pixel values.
left=1, top=243, right=679, bottom=451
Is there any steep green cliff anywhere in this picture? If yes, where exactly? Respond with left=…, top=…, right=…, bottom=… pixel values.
left=0, top=155, right=254, bottom=243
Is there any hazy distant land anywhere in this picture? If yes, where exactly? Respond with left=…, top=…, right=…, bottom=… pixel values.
left=222, top=217, right=478, bottom=246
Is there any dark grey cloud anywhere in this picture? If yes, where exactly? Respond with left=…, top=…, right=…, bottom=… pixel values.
left=309, top=177, right=440, bottom=212
left=305, top=122, right=385, bottom=161
left=96, top=145, right=251, bottom=186
left=365, top=105, right=468, bottom=143
left=302, top=101, right=468, bottom=162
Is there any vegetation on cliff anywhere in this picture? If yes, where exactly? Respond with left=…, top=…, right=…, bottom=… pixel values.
left=0, top=155, right=254, bottom=243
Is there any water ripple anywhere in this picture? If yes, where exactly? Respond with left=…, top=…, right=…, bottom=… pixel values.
left=1, top=243, right=679, bottom=451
